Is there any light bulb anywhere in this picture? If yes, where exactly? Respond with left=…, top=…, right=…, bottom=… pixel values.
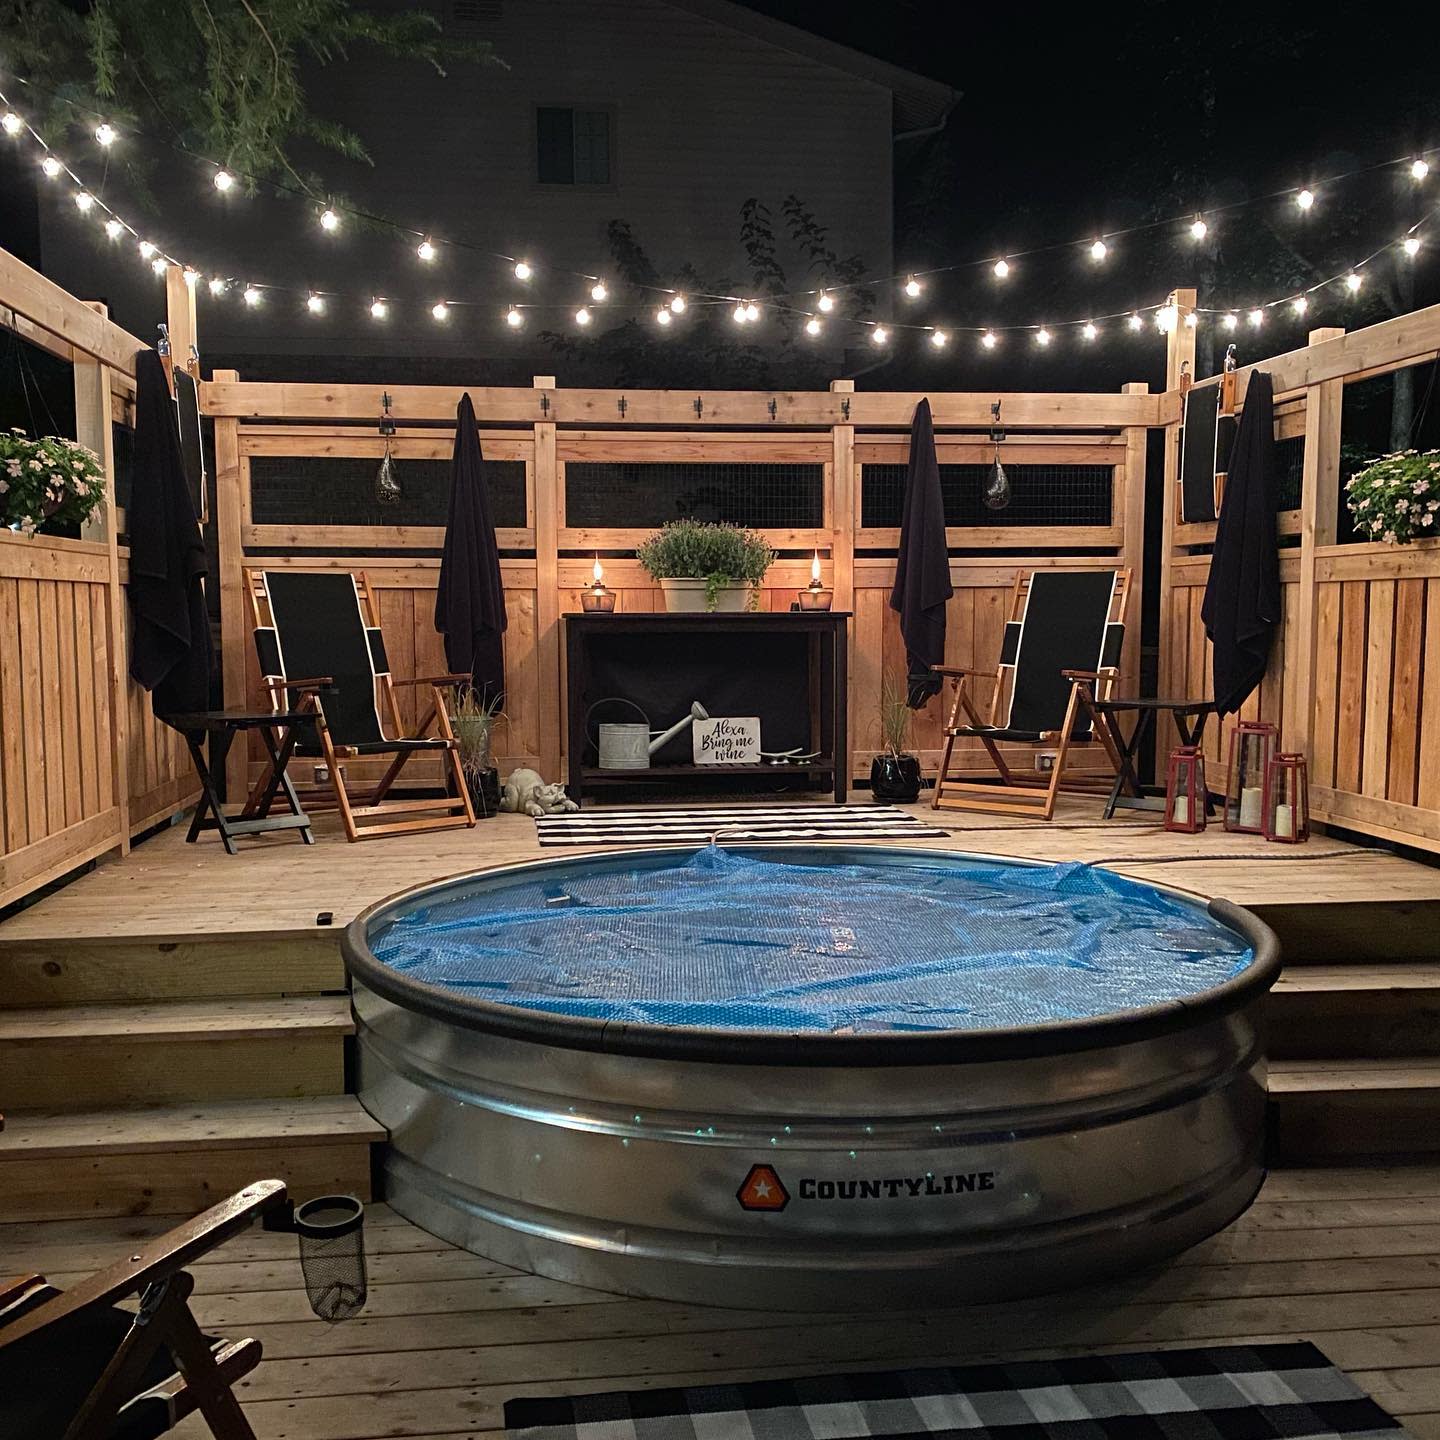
left=1082, top=322, right=1098, bottom=341
left=1190, top=217, right=1208, bottom=240
left=104, top=219, right=123, bottom=240
left=306, top=293, right=325, bottom=314
left=1, top=113, right=22, bottom=136
left=370, top=298, right=388, bottom=319
left=505, top=306, right=523, bottom=328
left=40, top=156, right=62, bottom=178
left=575, top=306, right=591, bottom=326
left=1248, top=308, right=1265, bottom=327
left=993, top=258, right=1010, bottom=279
left=1156, top=303, right=1178, bottom=333
left=1412, top=159, right=1431, bottom=181
left=319, top=208, right=340, bottom=232
left=903, top=276, right=922, bottom=298
left=1089, top=239, right=1108, bottom=261
left=213, top=169, right=235, bottom=192
left=243, top=286, right=262, bottom=306
left=870, top=325, right=888, bottom=345
left=1345, top=272, right=1364, bottom=293
left=151, top=257, right=168, bottom=275
left=1403, top=236, right=1422, bottom=257
left=929, top=329, right=948, bottom=348
left=590, top=281, right=608, bottom=303
left=1292, top=296, right=1309, bottom=316
left=1184, top=311, right=1198, bottom=328
left=656, top=307, right=672, bottom=326
left=817, top=291, right=834, bottom=312
left=431, top=301, right=449, bottom=321
left=733, top=304, right=748, bottom=323
left=1035, top=328, right=1051, bottom=346
left=981, top=330, right=998, bottom=349
left=805, top=316, right=822, bottom=336
left=670, top=294, right=686, bottom=313
left=208, top=277, right=226, bottom=296
left=94, top=122, right=116, bottom=147
left=514, top=259, right=532, bottom=280
left=745, top=301, right=760, bottom=321
left=1222, top=313, right=1239, bottom=331
left=138, top=240, right=156, bottom=259
left=74, top=191, right=94, bottom=212
left=1127, top=313, right=1143, bottom=331
left=182, top=267, right=200, bottom=287
left=1296, top=188, right=1315, bottom=211
left=417, top=238, right=436, bottom=261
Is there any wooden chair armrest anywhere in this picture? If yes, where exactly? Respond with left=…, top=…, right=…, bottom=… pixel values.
left=1060, top=667, right=1120, bottom=683
left=0, top=1274, right=45, bottom=1309
left=266, top=675, right=335, bottom=693
left=392, top=673, right=472, bottom=688
left=930, top=665, right=994, bottom=680
left=0, top=1180, right=287, bottom=1351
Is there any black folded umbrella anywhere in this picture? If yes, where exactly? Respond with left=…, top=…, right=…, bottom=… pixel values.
left=1202, top=371, right=1279, bottom=716
left=126, top=349, right=213, bottom=723
left=436, top=393, right=507, bottom=704
left=890, top=397, right=953, bottom=708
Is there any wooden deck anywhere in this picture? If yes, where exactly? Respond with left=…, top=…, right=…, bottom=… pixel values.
left=5, top=1167, right=1440, bottom=1440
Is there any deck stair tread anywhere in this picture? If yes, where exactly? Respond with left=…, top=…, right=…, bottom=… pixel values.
left=0, top=995, right=353, bottom=1043
left=0, top=1096, right=385, bottom=1159
left=1273, top=964, right=1440, bottom=992
left=1270, top=1058, right=1440, bottom=1092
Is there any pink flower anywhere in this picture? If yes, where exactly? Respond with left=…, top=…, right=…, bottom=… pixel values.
left=1424, top=513, right=1435, bottom=527
left=1383, top=530, right=1398, bottom=544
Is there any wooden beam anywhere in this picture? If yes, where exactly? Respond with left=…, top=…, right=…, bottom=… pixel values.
left=1119, top=382, right=1149, bottom=699
left=212, top=369, right=248, bottom=799
left=1292, top=327, right=1347, bottom=756
left=532, top=377, right=561, bottom=780
left=164, top=264, right=198, bottom=372
left=1158, top=289, right=1198, bottom=750
left=831, top=379, right=857, bottom=791
left=201, top=380, right=1171, bottom=430
left=0, top=245, right=145, bottom=372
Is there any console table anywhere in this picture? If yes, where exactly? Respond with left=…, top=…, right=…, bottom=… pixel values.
left=564, top=611, right=849, bottom=806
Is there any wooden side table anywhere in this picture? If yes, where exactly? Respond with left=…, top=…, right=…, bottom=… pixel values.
left=1091, top=697, right=1217, bottom=820
left=166, top=710, right=315, bottom=853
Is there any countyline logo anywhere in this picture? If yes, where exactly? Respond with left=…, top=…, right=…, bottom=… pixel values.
left=737, top=1164, right=995, bottom=1211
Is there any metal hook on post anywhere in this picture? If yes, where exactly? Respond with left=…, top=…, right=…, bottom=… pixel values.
left=694, top=397, right=704, bottom=420
left=767, top=398, right=778, bottom=421
left=617, top=396, right=627, bottom=419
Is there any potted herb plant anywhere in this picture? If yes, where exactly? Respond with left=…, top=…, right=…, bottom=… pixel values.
left=636, top=519, right=775, bottom=612
left=1346, top=449, right=1440, bottom=544
left=870, top=670, right=923, bottom=802
left=451, top=689, right=504, bottom=819
left=0, top=429, right=106, bottom=536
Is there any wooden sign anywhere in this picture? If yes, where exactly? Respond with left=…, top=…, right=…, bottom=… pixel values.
left=693, top=716, right=761, bottom=765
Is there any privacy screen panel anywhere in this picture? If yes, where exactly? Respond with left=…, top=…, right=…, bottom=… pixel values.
left=564, top=462, right=825, bottom=529
left=861, top=463, right=1113, bottom=529
left=1275, top=435, right=1304, bottom=511
left=248, top=456, right=527, bottom=529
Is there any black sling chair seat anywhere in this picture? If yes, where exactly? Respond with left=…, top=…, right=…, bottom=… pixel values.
left=246, top=569, right=476, bottom=842
left=931, top=568, right=1131, bottom=821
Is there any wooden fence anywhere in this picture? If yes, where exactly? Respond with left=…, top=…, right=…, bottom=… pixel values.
left=1158, top=296, right=1440, bottom=854
left=0, top=252, right=199, bottom=907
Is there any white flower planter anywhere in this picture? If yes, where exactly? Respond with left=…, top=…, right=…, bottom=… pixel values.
left=657, top=577, right=754, bottom=613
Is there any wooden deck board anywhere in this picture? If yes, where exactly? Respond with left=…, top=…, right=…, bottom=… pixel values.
left=4, top=1170, right=1439, bottom=1440
left=3, top=796, right=1438, bottom=948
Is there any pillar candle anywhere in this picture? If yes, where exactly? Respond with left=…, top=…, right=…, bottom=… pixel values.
left=1273, top=802, right=1294, bottom=839
left=1238, top=786, right=1263, bottom=829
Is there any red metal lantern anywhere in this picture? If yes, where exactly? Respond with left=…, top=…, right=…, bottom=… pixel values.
left=1164, top=745, right=1207, bottom=833
left=1262, top=752, right=1310, bottom=843
left=1223, top=720, right=1277, bottom=833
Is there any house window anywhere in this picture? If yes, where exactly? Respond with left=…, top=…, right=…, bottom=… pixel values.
left=537, top=107, right=611, bottom=185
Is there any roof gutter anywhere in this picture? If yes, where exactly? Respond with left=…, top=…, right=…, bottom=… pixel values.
left=893, top=92, right=960, bottom=144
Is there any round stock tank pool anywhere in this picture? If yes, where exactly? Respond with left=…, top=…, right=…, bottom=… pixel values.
left=343, top=845, right=1279, bottom=1309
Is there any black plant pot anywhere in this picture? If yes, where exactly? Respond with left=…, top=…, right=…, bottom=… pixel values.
left=870, top=752, right=922, bottom=803
left=464, top=766, right=501, bottom=820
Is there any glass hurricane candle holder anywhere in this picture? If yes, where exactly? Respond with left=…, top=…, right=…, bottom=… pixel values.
left=1223, top=720, right=1277, bottom=833
left=1262, top=751, right=1309, bottom=843
left=1164, top=745, right=1207, bottom=833
left=581, top=586, right=616, bottom=613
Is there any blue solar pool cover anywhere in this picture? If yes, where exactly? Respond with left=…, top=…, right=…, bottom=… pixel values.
left=367, top=847, right=1254, bottom=1035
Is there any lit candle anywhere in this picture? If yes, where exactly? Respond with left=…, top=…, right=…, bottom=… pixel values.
left=1238, top=786, right=1263, bottom=829
left=809, top=551, right=823, bottom=590
left=592, top=556, right=605, bottom=591
left=582, top=554, right=616, bottom=612
left=1273, top=802, right=1294, bottom=839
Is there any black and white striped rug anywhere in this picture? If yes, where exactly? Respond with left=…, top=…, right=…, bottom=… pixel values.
left=534, top=803, right=949, bottom=847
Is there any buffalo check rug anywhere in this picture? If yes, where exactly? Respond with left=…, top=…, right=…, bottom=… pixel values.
left=534, top=803, right=949, bottom=847
left=503, top=1342, right=1410, bottom=1440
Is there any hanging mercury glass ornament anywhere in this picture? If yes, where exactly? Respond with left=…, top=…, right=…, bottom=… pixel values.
left=984, top=398, right=1011, bottom=511
left=375, top=391, right=401, bottom=505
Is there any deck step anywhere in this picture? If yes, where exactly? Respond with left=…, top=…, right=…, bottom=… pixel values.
left=0, top=1096, right=385, bottom=1220
left=1270, top=1057, right=1440, bottom=1164
left=0, top=997, right=354, bottom=1110
left=1267, top=964, right=1440, bottom=1059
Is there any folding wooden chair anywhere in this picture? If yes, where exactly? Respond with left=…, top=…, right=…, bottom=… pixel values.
left=246, top=569, right=476, bottom=841
left=931, top=568, right=1131, bottom=820
left=0, top=1180, right=287, bottom=1440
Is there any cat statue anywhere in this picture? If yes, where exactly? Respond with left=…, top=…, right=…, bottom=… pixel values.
left=500, top=767, right=579, bottom=818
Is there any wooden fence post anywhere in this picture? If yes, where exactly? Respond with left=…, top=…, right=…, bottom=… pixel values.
left=532, top=375, right=561, bottom=780
left=211, top=369, right=247, bottom=798
left=74, top=302, right=130, bottom=852
left=164, top=264, right=198, bottom=373
left=1119, top=381, right=1149, bottom=702
left=1158, top=290, right=1197, bottom=750
left=830, top=378, right=856, bottom=787
left=1293, top=327, right=1346, bottom=759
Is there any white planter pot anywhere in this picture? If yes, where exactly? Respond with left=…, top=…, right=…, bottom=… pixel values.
left=657, top=577, right=754, bottom=613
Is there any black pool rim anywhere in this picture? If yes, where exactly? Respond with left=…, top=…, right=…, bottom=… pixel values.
left=341, top=845, right=1281, bottom=1068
